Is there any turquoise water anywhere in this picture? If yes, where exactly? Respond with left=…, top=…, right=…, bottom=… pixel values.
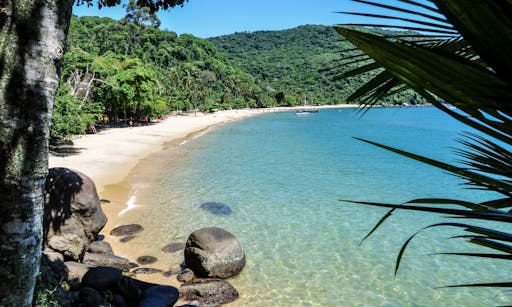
left=122, top=107, right=511, bottom=306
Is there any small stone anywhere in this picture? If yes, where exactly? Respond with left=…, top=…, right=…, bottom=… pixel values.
left=161, top=242, right=185, bottom=253
left=120, top=236, right=136, bottom=243
left=179, top=279, right=239, bottom=306
left=200, top=202, right=232, bottom=215
left=136, top=255, right=158, bottom=265
left=177, top=268, right=195, bottom=283
left=133, top=268, right=163, bottom=274
left=110, top=224, right=144, bottom=236
left=87, top=240, right=114, bottom=255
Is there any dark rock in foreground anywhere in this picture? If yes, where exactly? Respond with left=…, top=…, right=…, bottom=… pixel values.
left=81, top=267, right=123, bottom=291
left=136, top=255, right=158, bottom=265
left=161, top=242, right=185, bottom=253
left=185, top=227, right=245, bottom=278
left=200, top=202, right=232, bottom=215
left=110, top=224, right=144, bottom=236
left=179, top=278, right=239, bottom=306
left=139, top=285, right=179, bottom=307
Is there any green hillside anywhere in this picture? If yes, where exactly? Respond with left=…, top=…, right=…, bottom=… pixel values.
left=209, top=25, right=424, bottom=105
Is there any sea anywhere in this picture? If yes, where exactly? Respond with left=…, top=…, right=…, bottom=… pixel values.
left=114, top=107, right=512, bottom=306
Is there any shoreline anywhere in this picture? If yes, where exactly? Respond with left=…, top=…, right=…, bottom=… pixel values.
left=49, top=104, right=357, bottom=195
left=48, top=104, right=358, bottom=287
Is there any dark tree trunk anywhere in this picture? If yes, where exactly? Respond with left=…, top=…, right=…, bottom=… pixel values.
left=0, top=0, right=73, bottom=305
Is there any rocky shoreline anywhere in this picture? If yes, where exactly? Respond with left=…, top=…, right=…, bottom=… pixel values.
left=39, top=167, right=245, bottom=306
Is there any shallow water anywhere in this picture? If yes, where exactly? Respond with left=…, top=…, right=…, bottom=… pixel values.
left=115, top=107, right=512, bottom=306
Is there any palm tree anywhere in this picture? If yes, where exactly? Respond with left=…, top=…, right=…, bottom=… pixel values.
left=335, top=0, right=512, bottom=292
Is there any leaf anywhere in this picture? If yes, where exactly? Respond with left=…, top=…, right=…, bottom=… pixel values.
left=334, top=27, right=512, bottom=110
left=360, top=208, right=395, bottom=245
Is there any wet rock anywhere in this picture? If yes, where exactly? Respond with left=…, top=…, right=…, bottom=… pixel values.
left=87, top=240, right=114, bottom=255
left=161, top=242, right=185, bottom=253
left=81, top=267, right=123, bottom=291
left=110, top=224, right=144, bottom=236
left=185, top=227, right=245, bottom=278
left=120, top=236, right=136, bottom=243
left=128, top=262, right=139, bottom=269
left=44, top=168, right=107, bottom=260
left=136, top=255, right=158, bottom=265
left=133, top=268, right=163, bottom=274
left=139, top=285, right=179, bottom=307
left=179, top=279, right=239, bottom=306
left=83, top=252, right=131, bottom=271
left=177, top=268, right=195, bottom=283
left=200, top=202, right=232, bottom=215
left=100, top=199, right=111, bottom=204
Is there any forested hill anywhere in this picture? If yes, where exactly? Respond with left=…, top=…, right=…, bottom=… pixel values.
left=209, top=25, right=423, bottom=105
left=209, top=25, right=348, bottom=104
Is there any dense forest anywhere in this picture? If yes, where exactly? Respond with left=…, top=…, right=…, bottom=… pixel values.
left=53, top=10, right=423, bottom=137
left=209, top=25, right=425, bottom=106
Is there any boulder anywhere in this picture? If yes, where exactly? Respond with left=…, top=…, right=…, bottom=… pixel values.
left=81, top=266, right=123, bottom=291
left=184, top=227, right=245, bottom=278
left=139, top=285, right=179, bottom=307
left=44, top=168, right=107, bottom=260
left=200, top=202, right=232, bottom=215
left=87, top=240, right=114, bottom=255
left=110, top=224, right=144, bottom=236
left=83, top=252, right=131, bottom=271
left=179, top=279, right=239, bottom=306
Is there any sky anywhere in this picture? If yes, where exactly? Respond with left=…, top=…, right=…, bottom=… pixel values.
left=72, top=0, right=411, bottom=38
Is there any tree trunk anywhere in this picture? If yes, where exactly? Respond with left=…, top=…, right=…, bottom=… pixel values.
left=0, top=0, right=73, bottom=305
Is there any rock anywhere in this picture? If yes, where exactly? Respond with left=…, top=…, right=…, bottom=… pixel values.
left=184, top=227, right=245, bottom=278
left=112, top=294, right=128, bottom=307
left=83, top=252, right=131, bottom=271
left=78, top=287, right=106, bottom=307
left=42, top=249, right=65, bottom=263
left=200, top=202, right=232, bottom=215
left=81, top=266, right=123, bottom=291
left=115, top=276, right=144, bottom=303
left=128, top=262, right=139, bottom=269
left=110, top=224, right=144, bottom=236
left=65, top=261, right=91, bottom=289
left=48, top=233, right=87, bottom=260
left=44, top=168, right=107, bottom=260
left=87, top=240, right=114, bottom=255
left=100, top=199, right=111, bottom=204
left=120, top=236, right=136, bottom=243
left=139, top=285, right=179, bottom=307
left=179, top=279, right=239, bottom=306
left=177, top=268, right=195, bottom=283
left=161, top=242, right=185, bottom=253
left=133, top=268, right=163, bottom=274
left=136, top=255, right=158, bottom=265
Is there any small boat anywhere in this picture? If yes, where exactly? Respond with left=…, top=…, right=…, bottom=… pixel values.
left=296, top=96, right=319, bottom=115
left=296, top=108, right=319, bottom=115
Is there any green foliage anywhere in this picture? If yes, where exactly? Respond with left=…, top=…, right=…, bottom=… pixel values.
left=51, top=86, right=104, bottom=138
left=209, top=25, right=424, bottom=105
left=336, top=0, right=512, bottom=296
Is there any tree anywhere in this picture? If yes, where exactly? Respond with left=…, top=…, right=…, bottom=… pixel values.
left=0, top=0, right=187, bottom=305
left=336, top=0, right=512, bottom=298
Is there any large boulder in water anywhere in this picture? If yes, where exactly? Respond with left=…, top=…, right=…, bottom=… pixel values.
left=44, top=168, right=107, bottom=260
left=179, top=278, right=239, bottom=306
left=184, top=227, right=245, bottom=278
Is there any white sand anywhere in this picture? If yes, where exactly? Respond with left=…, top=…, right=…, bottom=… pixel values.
left=49, top=105, right=357, bottom=194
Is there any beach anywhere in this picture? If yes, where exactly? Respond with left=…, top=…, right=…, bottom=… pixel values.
left=48, top=105, right=357, bottom=286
